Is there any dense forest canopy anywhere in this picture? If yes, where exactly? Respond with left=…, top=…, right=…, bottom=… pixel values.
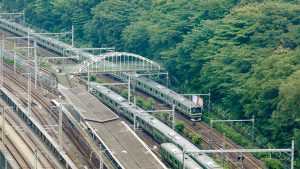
left=1, top=0, right=299, bottom=167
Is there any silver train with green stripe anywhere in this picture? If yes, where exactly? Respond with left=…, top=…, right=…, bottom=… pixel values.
left=90, top=83, right=221, bottom=169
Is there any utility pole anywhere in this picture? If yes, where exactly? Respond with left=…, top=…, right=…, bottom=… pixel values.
left=134, top=96, right=136, bottom=133
left=71, top=25, right=74, bottom=47
left=59, top=105, right=63, bottom=150
left=99, top=151, right=103, bottom=169
left=13, top=42, right=16, bottom=74
left=87, top=64, right=90, bottom=92
left=1, top=35, right=4, bottom=87
left=1, top=106, right=5, bottom=149
left=172, top=104, right=175, bottom=130
left=251, top=115, right=255, bottom=143
left=222, top=133, right=226, bottom=167
left=182, top=145, right=186, bottom=169
left=34, top=148, right=38, bottom=169
left=34, top=41, right=38, bottom=88
left=291, top=140, right=294, bottom=169
left=27, top=27, right=30, bottom=71
left=27, top=74, right=31, bottom=116
left=208, top=89, right=211, bottom=119
left=128, top=77, right=131, bottom=101
left=210, top=119, right=213, bottom=149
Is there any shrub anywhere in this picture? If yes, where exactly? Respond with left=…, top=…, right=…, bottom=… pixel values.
left=192, top=134, right=203, bottom=145
left=183, top=128, right=190, bottom=137
left=136, top=97, right=144, bottom=107
left=175, top=120, right=185, bottom=133
left=145, top=98, right=155, bottom=110
left=90, top=74, right=96, bottom=81
left=262, top=158, right=283, bottom=169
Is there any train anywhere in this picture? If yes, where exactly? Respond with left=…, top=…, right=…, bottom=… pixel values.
left=50, top=99, right=60, bottom=107
left=0, top=18, right=221, bottom=169
left=109, top=72, right=203, bottom=121
left=0, top=18, right=203, bottom=122
left=161, top=143, right=203, bottom=169
left=90, top=83, right=222, bottom=169
left=0, top=18, right=90, bottom=61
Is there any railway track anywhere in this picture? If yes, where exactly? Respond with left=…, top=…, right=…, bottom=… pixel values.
left=97, top=74, right=265, bottom=169
left=2, top=62, right=101, bottom=168
left=0, top=102, right=56, bottom=169
left=136, top=91, right=264, bottom=169
left=3, top=132, right=31, bottom=169
left=142, top=94, right=265, bottom=169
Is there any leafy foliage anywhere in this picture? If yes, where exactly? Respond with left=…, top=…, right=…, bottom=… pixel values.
left=175, top=120, right=185, bottom=133
left=1, top=0, right=300, bottom=167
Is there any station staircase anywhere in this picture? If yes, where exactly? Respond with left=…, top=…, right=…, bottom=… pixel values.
left=56, top=73, right=72, bottom=89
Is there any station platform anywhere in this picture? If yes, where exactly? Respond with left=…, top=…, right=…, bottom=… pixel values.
left=66, top=87, right=118, bottom=123
left=60, top=87, right=165, bottom=169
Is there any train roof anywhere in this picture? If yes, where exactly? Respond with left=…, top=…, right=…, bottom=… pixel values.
left=161, top=143, right=203, bottom=169
left=91, top=83, right=221, bottom=169
left=126, top=72, right=199, bottom=108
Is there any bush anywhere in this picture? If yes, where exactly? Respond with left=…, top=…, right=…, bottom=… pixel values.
left=121, top=90, right=128, bottom=98
left=183, top=128, right=190, bottom=137
left=262, top=158, right=283, bottom=169
left=90, top=74, right=96, bottom=81
left=96, top=78, right=104, bottom=83
left=145, top=98, right=155, bottom=110
left=192, top=134, right=203, bottom=145
left=175, top=120, right=185, bottom=133
left=188, top=132, right=195, bottom=140
left=136, top=97, right=144, bottom=107
left=161, top=112, right=170, bottom=123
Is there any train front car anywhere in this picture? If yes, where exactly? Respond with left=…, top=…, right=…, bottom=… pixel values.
left=175, top=95, right=203, bottom=121
left=121, top=72, right=203, bottom=121
left=190, top=106, right=202, bottom=121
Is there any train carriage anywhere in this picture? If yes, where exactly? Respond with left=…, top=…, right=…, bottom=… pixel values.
left=161, top=143, right=203, bottom=169
left=110, top=72, right=202, bottom=121
left=91, top=83, right=222, bottom=169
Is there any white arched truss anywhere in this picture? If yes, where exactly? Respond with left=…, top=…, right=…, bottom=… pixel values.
left=72, top=52, right=163, bottom=74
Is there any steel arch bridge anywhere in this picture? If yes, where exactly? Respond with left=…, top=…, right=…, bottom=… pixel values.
left=70, top=52, right=164, bottom=74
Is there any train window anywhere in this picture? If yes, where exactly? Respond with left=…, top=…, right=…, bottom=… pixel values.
left=191, top=107, right=201, bottom=114
left=161, top=93, right=164, bottom=98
